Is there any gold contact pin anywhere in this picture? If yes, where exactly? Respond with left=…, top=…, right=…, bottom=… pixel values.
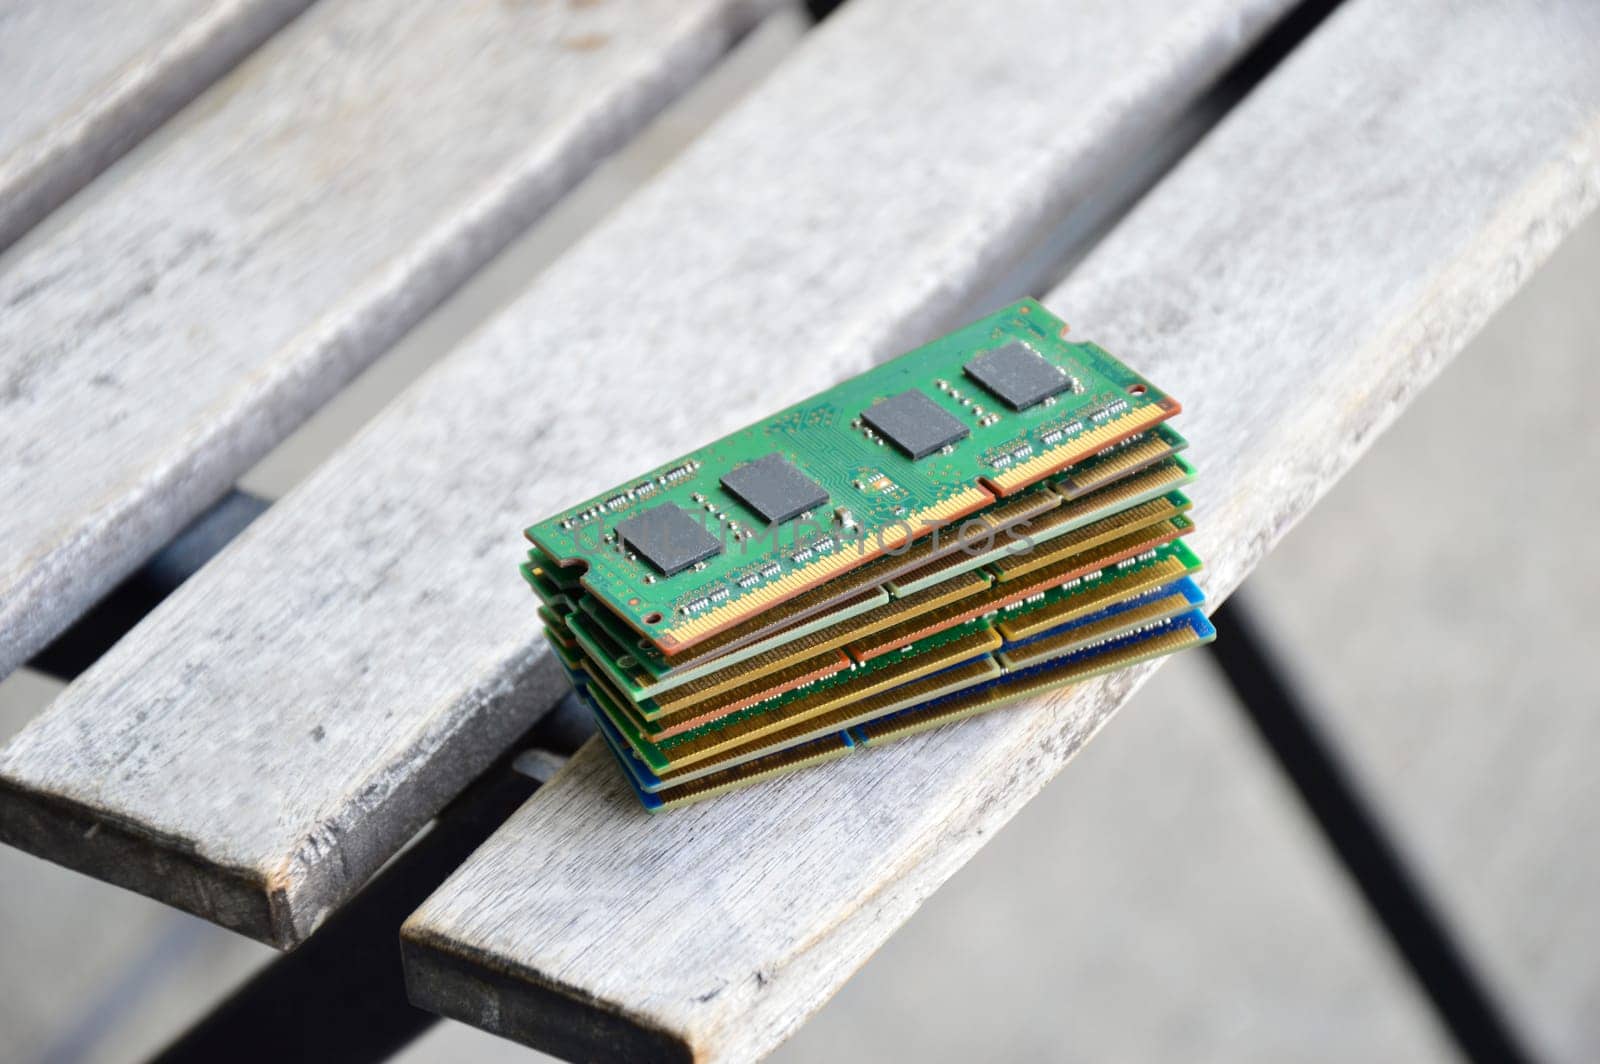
left=656, top=657, right=1003, bottom=787
left=648, top=627, right=1002, bottom=771
left=857, top=620, right=1207, bottom=745
left=653, top=484, right=995, bottom=654
left=995, top=555, right=1194, bottom=640
left=657, top=585, right=888, bottom=673
left=644, top=650, right=852, bottom=739
left=653, top=737, right=855, bottom=810
left=641, top=487, right=1059, bottom=675
left=1052, top=457, right=1192, bottom=518
left=655, top=619, right=1209, bottom=804
left=984, top=400, right=1178, bottom=496
left=1054, top=431, right=1183, bottom=499
left=892, top=491, right=1191, bottom=594
left=993, top=504, right=1192, bottom=582
left=997, top=590, right=1195, bottom=669
left=850, top=520, right=1190, bottom=661
left=846, top=598, right=984, bottom=663
left=631, top=570, right=992, bottom=711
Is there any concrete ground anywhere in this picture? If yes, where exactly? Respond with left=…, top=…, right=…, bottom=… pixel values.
left=1, top=8, right=1597, bottom=1060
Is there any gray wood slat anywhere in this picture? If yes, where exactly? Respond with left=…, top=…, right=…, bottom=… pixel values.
left=771, top=655, right=1455, bottom=1063
left=0, top=0, right=778, bottom=679
left=1246, top=215, right=1600, bottom=1063
left=0, top=0, right=312, bottom=251
left=0, top=0, right=1293, bottom=949
left=398, top=1, right=1600, bottom=1059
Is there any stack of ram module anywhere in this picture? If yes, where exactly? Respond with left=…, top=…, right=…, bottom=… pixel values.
left=522, top=299, right=1212, bottom=811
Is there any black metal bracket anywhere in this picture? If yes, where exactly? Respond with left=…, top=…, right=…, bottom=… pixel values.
left=149, top=692, right=594, bottom=1064
left=803, top=0, right=847, bottom=23
left=1206, top=595, right=1533, bottom=1064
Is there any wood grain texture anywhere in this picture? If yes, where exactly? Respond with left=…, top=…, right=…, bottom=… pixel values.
left=400, top=1, right=1600, bottom=1059
left=0, top=0, right=1293, bottom=948
left=0, top=0, right=777, bottom=680
left=769, top=654, right=1455, bottom=1063
left=0, top=0, right=313, bottom=252
left=1244, top=216, right=1600, bottom=1063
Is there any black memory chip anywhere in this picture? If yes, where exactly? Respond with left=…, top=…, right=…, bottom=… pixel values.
left=963, top=341, right=1071, bottom=410
left=861, top=389, right=970, bottom=460
left=616, top=504, right=721, bottom=577
left=720, top=453, right=829, bottom=525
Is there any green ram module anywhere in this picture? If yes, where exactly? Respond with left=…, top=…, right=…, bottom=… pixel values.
left=592, top=620, right=1002, bottom=773
left=1052, top=423, right=1187, bottom=498
left=994, top=537, right=1204, bottom=639
left=567, top=481, right=1193, bottom=711
left=533, top=448, right=1193, bottom=703
left=593, top=609, right=1217, bottom=811
left=526, top=299, right=1178, bottom=656
left=581, top=537, right=1202, bottom=774
left=537, top=451, right=1195, bottom=704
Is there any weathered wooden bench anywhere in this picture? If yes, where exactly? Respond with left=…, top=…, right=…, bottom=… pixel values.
left=2, top=0, right=1596, bottom=1059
